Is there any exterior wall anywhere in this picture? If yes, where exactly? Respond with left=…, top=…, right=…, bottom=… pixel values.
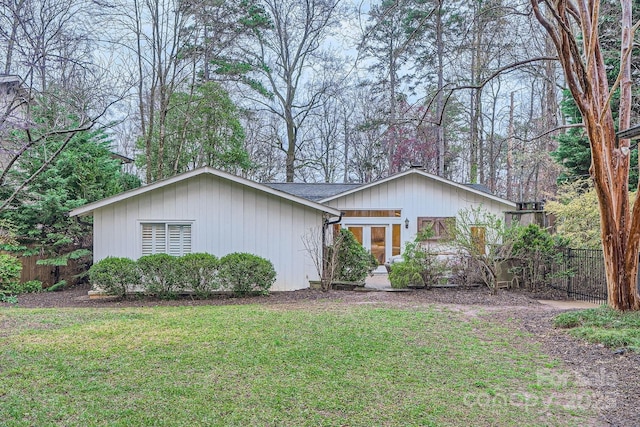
left=325, top=173, right=514, bottom=263
left=93, top=174, right=323, bottom=291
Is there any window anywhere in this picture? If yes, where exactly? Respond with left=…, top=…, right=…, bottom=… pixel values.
left=342, top=209, right=401, bottom=218
left=417, top=217, right=454, bottom=240
left=471, top=226, right=486, bottom=255
left=141, top=223, right=192, bottom=256
left=392, top=224, right=401, bottom=256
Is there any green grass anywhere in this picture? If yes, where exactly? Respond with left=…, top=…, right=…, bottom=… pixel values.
left=555, top=305, right=640, bottom=350
left=0, top=304, right=592, bottom=426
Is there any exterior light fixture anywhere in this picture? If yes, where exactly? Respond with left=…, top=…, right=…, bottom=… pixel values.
left=405, top=218, right=409, bottom=229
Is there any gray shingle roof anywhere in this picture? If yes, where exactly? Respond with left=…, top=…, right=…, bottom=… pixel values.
left=464, top=183, right=493, bottom=195
left=264, top=182, right=362, bottom=201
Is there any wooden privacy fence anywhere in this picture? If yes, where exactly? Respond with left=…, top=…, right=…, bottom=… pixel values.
left=8, top=253, right=85, bottom=288
left=549, top=248, right=608, bottom=304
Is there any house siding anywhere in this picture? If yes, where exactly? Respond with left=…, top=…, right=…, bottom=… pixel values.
left=325, top=173, right=514, bottom=262
left=92, top=174, right=323, bottom=291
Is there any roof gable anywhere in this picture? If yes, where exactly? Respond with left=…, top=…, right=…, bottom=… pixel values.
left=69, top=167, right=342, bottom=217
left=320, top=168, right=515, bottom=207
left=264, top=182, right=362, bottom=201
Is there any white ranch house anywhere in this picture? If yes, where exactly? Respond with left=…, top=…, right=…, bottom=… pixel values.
left=268, top=168, right=515, bottom=267
left=70, top=167, right=515, bottom=291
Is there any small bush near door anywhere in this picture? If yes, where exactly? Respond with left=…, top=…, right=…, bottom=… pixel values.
left=388, top=240, right=446, bottom=289
left=332, top=228, right=378, bottom=283
left=218, top=253, right=276, bottom=296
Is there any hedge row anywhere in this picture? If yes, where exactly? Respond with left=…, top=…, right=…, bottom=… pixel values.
left=89, top=252, right=276, bottom=299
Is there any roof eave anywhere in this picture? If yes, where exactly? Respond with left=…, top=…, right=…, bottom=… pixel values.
left=69, top=167, right=342, bottom=217
left=319, top=169, right=516, bottom=207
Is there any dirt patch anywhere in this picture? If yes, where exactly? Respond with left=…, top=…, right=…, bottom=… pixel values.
left=1, top=284, right=638, bottom=425
left=487, top=308, right=640, bottom=427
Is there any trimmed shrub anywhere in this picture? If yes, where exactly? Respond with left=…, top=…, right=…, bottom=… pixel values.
left=388, top=240, right=446, bottom=289
left=0, top=253, right=22, bottom=297
left=333, top=229, right=378, bottom=283
left=179, top=253, right=219, bottom=299
left=389, top=261, right=426, bottom=289
left=89, top=257, right=140, bottom=298
left=138, top=254, right=182, bottom=299
left=218, top=253, right=276, bottom=296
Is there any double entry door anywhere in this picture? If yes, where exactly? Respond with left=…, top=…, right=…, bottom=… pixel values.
left=345, top=224, right=401, bottom=265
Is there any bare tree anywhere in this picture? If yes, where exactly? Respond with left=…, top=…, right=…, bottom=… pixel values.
left=0, top=0, right=123, bottom=211
left=532, top=0, right=640, bottom=310
left=241, top=0, right=342, bottom=182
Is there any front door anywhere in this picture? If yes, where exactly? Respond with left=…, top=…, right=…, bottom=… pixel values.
left=346, top=225, right=387, bottom=265
left=370, top=226, right=386, bottom=265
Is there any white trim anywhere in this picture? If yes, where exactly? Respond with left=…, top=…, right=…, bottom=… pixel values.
left=138, top=220, right=194, bottom=257
left=69, top=167, right=342, bottom=217
left=319, top=168, right=516, bottom=208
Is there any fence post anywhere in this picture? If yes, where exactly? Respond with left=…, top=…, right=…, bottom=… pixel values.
left=566, top=248, right=572, bottom=299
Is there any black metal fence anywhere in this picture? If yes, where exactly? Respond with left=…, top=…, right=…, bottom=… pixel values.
left=549, top=248, right=607, bottom=304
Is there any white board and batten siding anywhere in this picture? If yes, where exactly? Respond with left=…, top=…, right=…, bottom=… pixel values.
left=322, top=170, right=516, bottom=261
left=89, top=172, right=328, bottom=291
left=326, top=173, right=513, bottom=228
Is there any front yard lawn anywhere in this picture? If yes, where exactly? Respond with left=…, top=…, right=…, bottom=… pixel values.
left=0, top=304, right=593, bottom=426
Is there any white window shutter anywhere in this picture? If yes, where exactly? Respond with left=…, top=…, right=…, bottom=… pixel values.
left=167, top=224, right=191, bottom=256
left=155, top=225, right=166, bottom=253
left=182, top=225, right=192, bottom=254
left=141, top=223, right=167, bottom=255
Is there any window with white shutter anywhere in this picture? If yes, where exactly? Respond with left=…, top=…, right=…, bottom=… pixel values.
left=141, top=223, right=191, bottom=256
left=168, top=224, right=191, bottom=256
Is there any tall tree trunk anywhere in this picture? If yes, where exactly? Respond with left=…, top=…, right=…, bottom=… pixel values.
left=532, top=0, right=640, bottom=310
left=388, top=53, right=398, bottom=174
left=343, top=111, right=349, bottom=183
left=435, top=1, right=446, bottom=177
left=285, top=111, right=296, bottom=182
left=506, top=91, right=515, bottom=200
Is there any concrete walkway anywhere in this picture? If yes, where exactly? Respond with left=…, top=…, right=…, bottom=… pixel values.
left=536, top=299, right=603, bottom=310
left=364, top=273, right=392, bottom=290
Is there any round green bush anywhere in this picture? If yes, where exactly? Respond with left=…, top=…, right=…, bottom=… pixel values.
left=137, top=253, right=183, bottom=299
left=0, top=253, right=22, bottom=296
left=389, top=261, right=424, bottom=289
left=89, top=257, right=140, bottom=297
left=179, top=253, right=219, bottom=299
left=218, top=253, right=276, bottom=296
left=333, top=229, right=378, bottom=283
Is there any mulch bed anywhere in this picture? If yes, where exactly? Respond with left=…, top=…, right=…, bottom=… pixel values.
left=2, top=283, right=544, bottom=309
left=2, top=284, right=638, bottom=426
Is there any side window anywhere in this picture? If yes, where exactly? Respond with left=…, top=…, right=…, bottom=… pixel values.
left=417, top=217, right=455, bottom=240
left=141, top=223, right=192, bottom=256
left=141, top=223, right=166, bottom=255
left=470, top=226, right=486, bottom=255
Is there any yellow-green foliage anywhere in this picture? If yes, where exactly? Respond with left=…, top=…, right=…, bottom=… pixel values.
left=545, top=180, right=635, bottom=249
left=0, top=219, right=17, bottom=246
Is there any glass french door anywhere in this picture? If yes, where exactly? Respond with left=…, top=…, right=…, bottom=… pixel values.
left=370, top=226, right=386, bottom=265
left=345, top=224, right=401, bottom=266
